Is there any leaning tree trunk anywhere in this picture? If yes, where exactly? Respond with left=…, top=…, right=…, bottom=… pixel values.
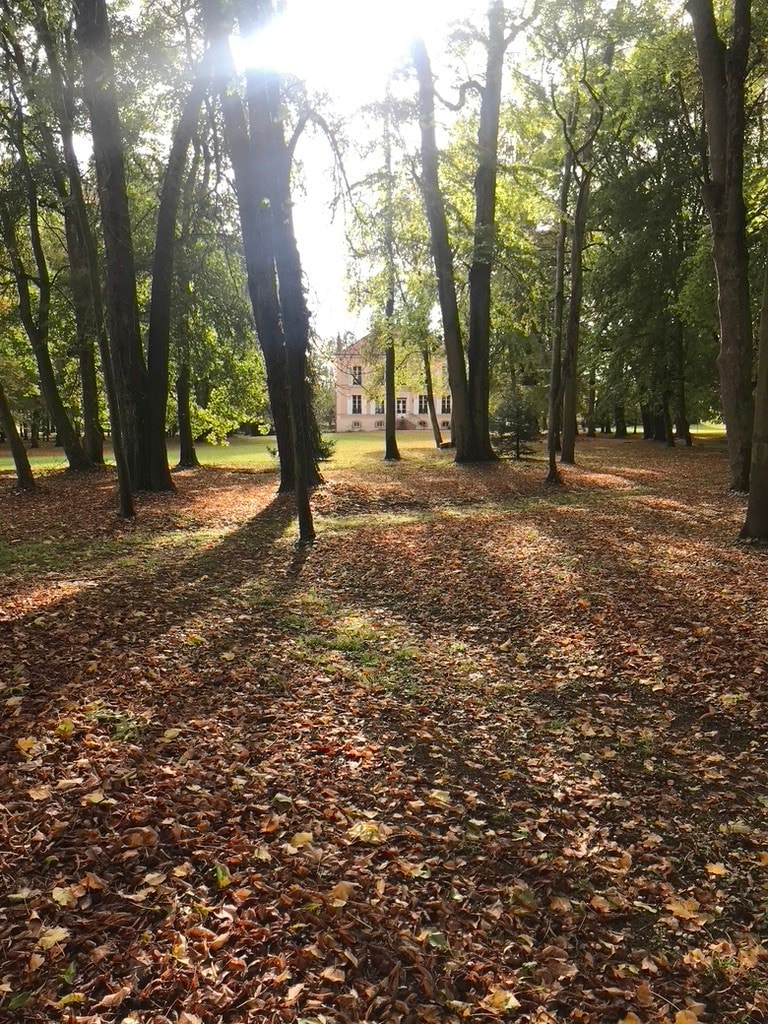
left=0, top=381, right=35, bottom=491
left=411, top=37, right=472, bottom=460
left=741, top=254, right=768, bottom=538
left=687, top=0, right=753, bottom=490
left=74, top=0, right=149, bottom=493
left=0, top=201, right=91, bottom=472
left=422, top=346, right=443, bottom=448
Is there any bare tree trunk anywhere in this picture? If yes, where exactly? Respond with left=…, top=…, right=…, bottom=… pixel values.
left=411, top=37, right=472, bottom=459
left=35, top=1, right=133, bottom=515
left=741, top=254, right=768, bottom=538
left=381, top=94, right=400, bottom=464
left=74, top=0, right=149, bottom=494
left=466, top=0, right=504, bottom=462
left=560, top=165, right=591, bottom=464
left=146, top=59, right=212, bottom=493
left=687, top=0, right=753, bottom=490
left=0, top=381, right=34, bottom=491
left=422, top=346, right=443, bottom=448
left=546, top=139, right=573, bottom=480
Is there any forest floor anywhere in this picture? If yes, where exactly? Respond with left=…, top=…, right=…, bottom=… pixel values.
left=1, top=435, right=767, bottom=1024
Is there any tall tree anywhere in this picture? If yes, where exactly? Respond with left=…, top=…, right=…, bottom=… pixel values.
left=0, top=376, right=34, bottom=490
left=686, top=0, right=753, bottom=490
left=73, top=0, right=151, bottom=493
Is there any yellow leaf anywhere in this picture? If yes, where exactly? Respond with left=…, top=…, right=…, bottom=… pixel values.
left=162, top=728, right=182, bottom=741
left=289, top=832, right=313, bottom=849
left=705, top=862, right=727, bottom=876
left=428, top=789, right=451, bottom=806
left=16, top=737, right=38, bottom=755
left=28, top=785, right=51, bottom=801
left=675, top=1012, right=699, bottom=1024
left=481, top=988, right=521, bottom=1013
left=620, top=1014, right=642, bottom=1024
left=220, top=651, right=235, bottom=661
left=347, top=820, right=388, bottom=844
left=38, top=927, right=70, bottom=950
left=51, top=886, right=77, bottom=908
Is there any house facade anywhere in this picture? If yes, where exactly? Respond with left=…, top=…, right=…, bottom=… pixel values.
left=334, top=337, right=452, bottom=433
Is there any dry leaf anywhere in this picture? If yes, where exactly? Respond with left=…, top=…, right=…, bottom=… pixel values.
left=38, top=927, right=70, bottom=950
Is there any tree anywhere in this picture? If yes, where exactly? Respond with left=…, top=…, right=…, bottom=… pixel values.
left=0, top=376, right=34, bottom=490
left=73, top=0, right=152, bottom=495
left=686, top=0, right=753, bottom=490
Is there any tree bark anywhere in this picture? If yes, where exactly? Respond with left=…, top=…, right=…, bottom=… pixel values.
left=546, top=137, right=573, bottom=480
left=466, top=0, right=504, bottom=462
left=175, top=360, right=200, bottom=469
left=422, top=345, right=443, bottom=448
left=411, top=37, right=472, bottom=460
left=35, top=1, right=133, bottom=514
left=560, top=165, right=591, bottom=464
left=74, top=0, right=149, bottom=493
left=687, top=0, right=753, bottom=490
left=251, top=67, right=323, bottom=488
left=0, top=198, right=90, bottom=472
left=0, top=381, right=35, bottom=491
left=741, top=254, right=768, bottom=538
left=146, top=59, right=213, bottom=493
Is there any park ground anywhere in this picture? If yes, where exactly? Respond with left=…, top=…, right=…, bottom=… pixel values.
left=1, top=432, right=767, bottom=1024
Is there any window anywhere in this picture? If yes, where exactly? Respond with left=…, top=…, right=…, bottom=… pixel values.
left=374, top=399, right=384, bottom=415
left=352, top=395, right=362, bottom=414
left=441, top=394, right=452, bottom=414
left=418, top=394, right=428, bottom=414
left=375, top=420, right=384, bottom=428
left=352, top=421, right=361, bottom=429
left=351, top=365, right=363, bottom=385
left=441, top=421, right=450, bottom=429
left=396, top=397, right=408, bottom=415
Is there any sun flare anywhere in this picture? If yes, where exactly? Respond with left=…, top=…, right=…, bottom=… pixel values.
left=235, top=0, right=479, bottom=106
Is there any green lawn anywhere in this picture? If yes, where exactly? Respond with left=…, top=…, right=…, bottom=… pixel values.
left=0, top=431, right=447, bottom=478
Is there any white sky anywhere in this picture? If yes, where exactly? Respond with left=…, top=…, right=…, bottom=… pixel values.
left=236, top=0, right=487, bottom=340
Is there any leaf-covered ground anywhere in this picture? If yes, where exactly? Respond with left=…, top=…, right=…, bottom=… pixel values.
left=1, top=436, right=767, bottom=1024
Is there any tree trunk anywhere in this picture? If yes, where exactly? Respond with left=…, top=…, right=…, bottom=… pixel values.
left=0, top=382, right=35, bottom=491
left=586, top=365, right=597, bottom=437
left=35, top=1, right=133, bottom=514
left=466, top=0, right=504, bottom=462
left=74, top=0, right=149, bottom=493
left=251, top=68, right=323, bottom=488
left=687, top=0, right=752, bottom=490
left=175, top=361, right=200, bottom=468
left=560, top=166, right=591, bottom=464
left=384, top=325, right=401, bottom=462
left=614, top=405, right=628, bottom=438
left=662, top=394, right=675, bottom=447
left=546, top=137, right=573, bottom=480
left=422, top=345, right=443, bottom=448
left=673, top=323, right=693, bottom=445
left=741, top=254, right=768, bottom=538
left=0, top=200, right=91, bottom=472
left=411, top=37, right=472, bottom=460
left=146, top=60, right=212, bottom=493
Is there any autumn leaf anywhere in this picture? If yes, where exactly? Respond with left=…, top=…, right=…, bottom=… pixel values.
left=346, top=820, right=388, bottom=844
left=480, top=988, right=521, bottom=1013
left=328, top=881, right=357, bottom=905
left=38, top=927, right=70, bottom=950
left=665, top=897, right=700, bottom=920
left=28, top=785, right=51, bottom=801
left=704, top=862, right=727, bottom=876
left=320, top=967, right=345, bottom=983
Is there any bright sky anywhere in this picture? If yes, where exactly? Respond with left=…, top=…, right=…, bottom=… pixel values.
left=235, top=0, right=486, bottom=340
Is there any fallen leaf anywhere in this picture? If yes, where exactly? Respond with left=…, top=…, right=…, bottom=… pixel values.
left=38, top=927, right=70, bottom=950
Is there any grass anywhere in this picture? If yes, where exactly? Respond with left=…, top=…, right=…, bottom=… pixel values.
left=0, top=431, right=446, bottom=477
